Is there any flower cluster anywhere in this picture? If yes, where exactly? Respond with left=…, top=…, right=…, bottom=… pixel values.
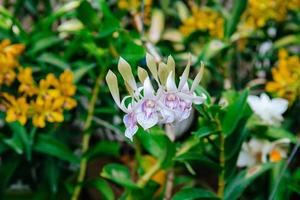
left=241, top=0, right=300, bottom=30
left=106, top=54, right=206, bottom=140
left=0, top=40, right=77, bottom=128
left=0, top=39, right=25, bottom=86
left=2, top=69, right=77, bottom=127
left=237, top=138, right=290, bottom=167
left=247, top=93, right=288, bottom=126
left=179, top=5, right=224, bottom=39
left=266, top=49, right=300, bottom=103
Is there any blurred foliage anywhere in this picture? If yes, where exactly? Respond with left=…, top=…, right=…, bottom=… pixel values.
left=0, top=0, right=299, bottom=200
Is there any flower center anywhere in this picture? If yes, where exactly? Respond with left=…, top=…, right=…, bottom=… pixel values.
left=142, top=99, right=156, bottom=118
left=165, top=94, right=179, bottom=109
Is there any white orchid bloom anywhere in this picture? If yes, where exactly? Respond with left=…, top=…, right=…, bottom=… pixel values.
left=237, top=138, right=290, bottom=167
left=247, top=93, right=288, bottom=126
left=106, top=58, right=142, bottom=141
left=136, top=77, right=161, bottom=130
left=106, top=54, right=206, bottom=141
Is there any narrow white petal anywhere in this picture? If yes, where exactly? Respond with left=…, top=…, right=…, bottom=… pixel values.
left=166, top=71, right=177, bottom=92
left=143, top=77, right=155, bottom=97
left=192, top=93, right=206, bottom=105
left=178, top=54, right=191, bottom=91
left=191, top=62, right=205, bottom=92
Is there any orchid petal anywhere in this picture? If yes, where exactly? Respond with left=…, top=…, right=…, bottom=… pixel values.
left=106, top=70, right=122, bottom=109
left=137, top=67, right=149, bottom=83
left=191, top=62, right=205, bottom=92
left=136, top=112, right=158, bottom=130
left=167, top=55, right=175, bottom=79
left=166, top=71, right=177, bottom=92
left=192, top=93, right=206, bottom=105
left=146, top=53, right=159, bottom=82
left=271, top=98, right=288, bottom=114
left=158, top=62, right=169, bottom=86
left=125, top=126, right=138, bottom=141
left=237, top=151, right=256, bottom=167
left=178, top=54, right=191, bottom=90
left=118, top=57, right=138, bottom=91
left=143, top=77, right=155, bottom=97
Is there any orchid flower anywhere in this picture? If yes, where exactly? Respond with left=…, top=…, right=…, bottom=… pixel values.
left=106, top=54, right=206, bottom=141
left=146, top=53, right=206, bottom=123
left=247, top=93, right=288, bottom=126
left=237, top=138, right=290, bottom=167
left=106, top=58, right=140, bottom=141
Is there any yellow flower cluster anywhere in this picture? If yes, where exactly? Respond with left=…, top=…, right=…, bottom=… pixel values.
left=241, top=0, right=300, bottom=30
left=266, top=49, right=300, bottom=103
left=0, top=39, right=25, bottom=86
left=179, top=6, right=224, bottom=39
left=118, top=0, right=152, bottom=24
left=0, top=40, right=77, bottom=127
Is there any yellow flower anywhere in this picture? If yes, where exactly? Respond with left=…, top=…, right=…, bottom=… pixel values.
left=57, top=70, right=77, bottom=110
left=18, top=67, right=38, bottom=96
left=0, top=39, right=25, bottom=86
left=266, top=49, right=300, bottom=103
left=36, top=73, right=60, bottom=105
left=179, top=6, right=224, bottom=39
left=32, top=96, right=64, bottom=128
left=2, top=93, right=29, bottom=125
left=240, top=0, right=300, bottom=30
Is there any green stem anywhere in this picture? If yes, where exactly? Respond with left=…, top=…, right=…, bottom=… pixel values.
left=71, top=73, right=102, bottom=200
left=137, top=161, right=161, bottom=187
left=217, top=119, right=225, bottom=199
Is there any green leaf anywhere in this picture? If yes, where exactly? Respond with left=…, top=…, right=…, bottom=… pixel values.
left=172, top=187, right=219, bottom=200
left=193, top=125, right=218, bottom=138
left=265, top=127, right=297, bottom=143
left=73, top=63, right=95, bottom=83
left=225, top=163, right=273, bottom=200
left=138, top=128, right=175, bottom=169
left=221, top=90, right=249, bottom=136
left=44, top=158, right=60, bottom=194
left=5, top=122, right=31, bottom=159
left=101, top=163, right=139, bottom=189
left=77, top=0, right=100, bottom=30
left=121, top=41, right=146, bottom=63
left=86, top=179, right=114, bottom=200
left=0, top=155, right=20, bottom=196
left=34, top=135, right=79, bottom=163
left=27, top=36, right=62, bottom=55
left=274, top=34, right=300, bottom=49
left=224, top=0, right=248, bottom=38
left=175, top=152, right=219, bottom=170
left=37, top=53, right=70, bottom=70
left=84, top=140, right=120, bottom=160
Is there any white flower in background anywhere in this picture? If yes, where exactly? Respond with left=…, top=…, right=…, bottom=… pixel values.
left=247, top=93, right=288, bottom=126
left=106, top=54, right=206, bottom=141
left=237, top=138, right=290, bottom=167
